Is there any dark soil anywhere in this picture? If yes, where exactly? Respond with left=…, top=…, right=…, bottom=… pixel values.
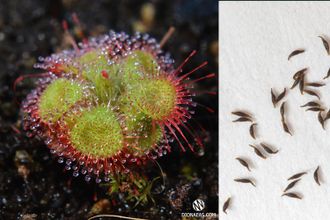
left=0, top=0, right=218, bottom=219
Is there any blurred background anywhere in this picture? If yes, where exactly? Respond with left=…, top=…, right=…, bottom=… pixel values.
left=0, top=0, right=218, bottom=219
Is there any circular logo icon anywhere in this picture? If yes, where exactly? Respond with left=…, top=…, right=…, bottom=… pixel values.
left=192, top=199, right=205, bottom=211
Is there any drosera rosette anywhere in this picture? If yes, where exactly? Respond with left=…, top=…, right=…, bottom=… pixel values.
left=20, top=25, right=215, bottom=183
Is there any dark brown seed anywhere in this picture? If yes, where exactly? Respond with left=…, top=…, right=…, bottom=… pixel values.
left=306, top=82, right=325, bottom=87
left=291, top=77, right=301, bottom=89
left=323, top=68, right=330, bottom=80
left=260, top=143, right=279, bottom=154
left=282, top=121, right=292, bottom=136
left=276, top=88, right=287, bottom=103
left=236, top=157, right=251, bottom=171
left=288, top=49, right=305, bottom=60
left=249, top=144, right=267, bottom=159
left=282, top=192, right=302, bottom=199
left=223, top=197, right=231, bottom=214
left=288, top=172, right=307, bottom=181
left=234, top=178, right=256, bottom=187
left=304, top=89, right=320, bottom=99
left=283, top=179, right=301, bottom=192
left=306, top=107, right=324, bottom=112
left=314, top=166, right=321, bottom=185
left=280, top=102, right=286, bottom=119
left=249, top=123, right=257, bottom=139
left=292, top=68, right=307, bottom=80
left=318, top=112, right=325, bottom=129
left=232, top=117, right=253, bottom=123
left=300, top=101, right=320, bottom=108
left=319, top=36, right=330, bottom=55
left=231, top=111, right=252, bottom=119
left=271, top=88, right=277, bottom=107
left=299, top=74, right=305, bottom=94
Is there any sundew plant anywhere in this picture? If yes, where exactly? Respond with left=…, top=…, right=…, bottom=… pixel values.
left=20, top=22, right=215, bottom=183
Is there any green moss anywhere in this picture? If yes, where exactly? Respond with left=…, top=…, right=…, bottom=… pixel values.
left=39, top=78, right=85, bottom=123
left=69, top=106, right=123, bottom=157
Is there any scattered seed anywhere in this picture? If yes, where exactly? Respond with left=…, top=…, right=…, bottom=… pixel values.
left=249, top=144, right=267, bottom=159
left=314, top=166, right=321, bottom=186
left=288, top=49, right=305, bottom=60
left=288, top=172, right=307, bottom=181
left=231, top=111, right=252, bottom=119
left=260, top=143, right=279, bottom=154
left=282, top=121, right=292, bottom=136
left=282, top=192, right=302, bottom=199
left=292, top=68, right=307, bottom=80
left=276, top=88, right=287, bottom=103
left=323, top=68, right=330, bottom=80
left=304, top=89, right=320, bottom=99
left=271, top=88, right=277, bottom=107
left=306, top=107, right=324, bottom=112
left=249, top=123, right=257, bottom=139
left=306, top=82, right=325, bottom=87
left=236, top=157, right=251, bottom=171
left=299, top=74, right=305, bottom=94
left=234, top=178, right=256, bottom=187
left=319, top=36, right=330, bottom=55
left=280, top=102, right=286, bottom=120
left=291, top=77, right=301, bottom=89
left=222, top=197, right=231, bottom=214
left=318, top=111, right=325, bottom=129
left=300, top=101, right=320, bottom=108
left=232, top=117, right=253, bottom=123
left=283, top=179, right=301, bottom=192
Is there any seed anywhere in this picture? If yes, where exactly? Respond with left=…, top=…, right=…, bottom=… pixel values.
left=291, top=77, right=301, bottom=90
left=323, top=68, right=330, bottom=80
left=299, top=74, right=305, bottom=94
left=287, top=172, right=307, bottom=181
left=305, top=107, right=324, bottom=112
left=276, top=88, right=287, bottom=103
left=271, top=88, right=277, bottom=107
left=300, top=101, right=320, bottom=108
left=303, top=89, right=320, bottom=99
left=234, top=178, right=256, bottom=187
left=232, top=117, right=253, bottom=123
left=282, top=121, right=292, bottom=136
left=292, top=68, right=307, bottom=80
left=236, top=157, right=251, bottom=171
left=288, top=49, right=305, bottom=60
left=282, top=192, right=302, bottom=199
left=319, top=36, right=330, bottom=55
left=222, top=197, right=231, bottom=214
left=249, top=144, right=267, bottom=159
left=260, top=142, right=278, bottom=154
left=249, top=123, right=257, bottom=139
left=318, top=112, right=325, bottom=129
left=305, top=82, right=325, bottom=87
left=314, top=166, right=321, bottom=185
left=231, top=111, right=252, bottom=119
left=283, top=179, right=301, bottom=192
left=280, top=102, right=286, bottom=119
